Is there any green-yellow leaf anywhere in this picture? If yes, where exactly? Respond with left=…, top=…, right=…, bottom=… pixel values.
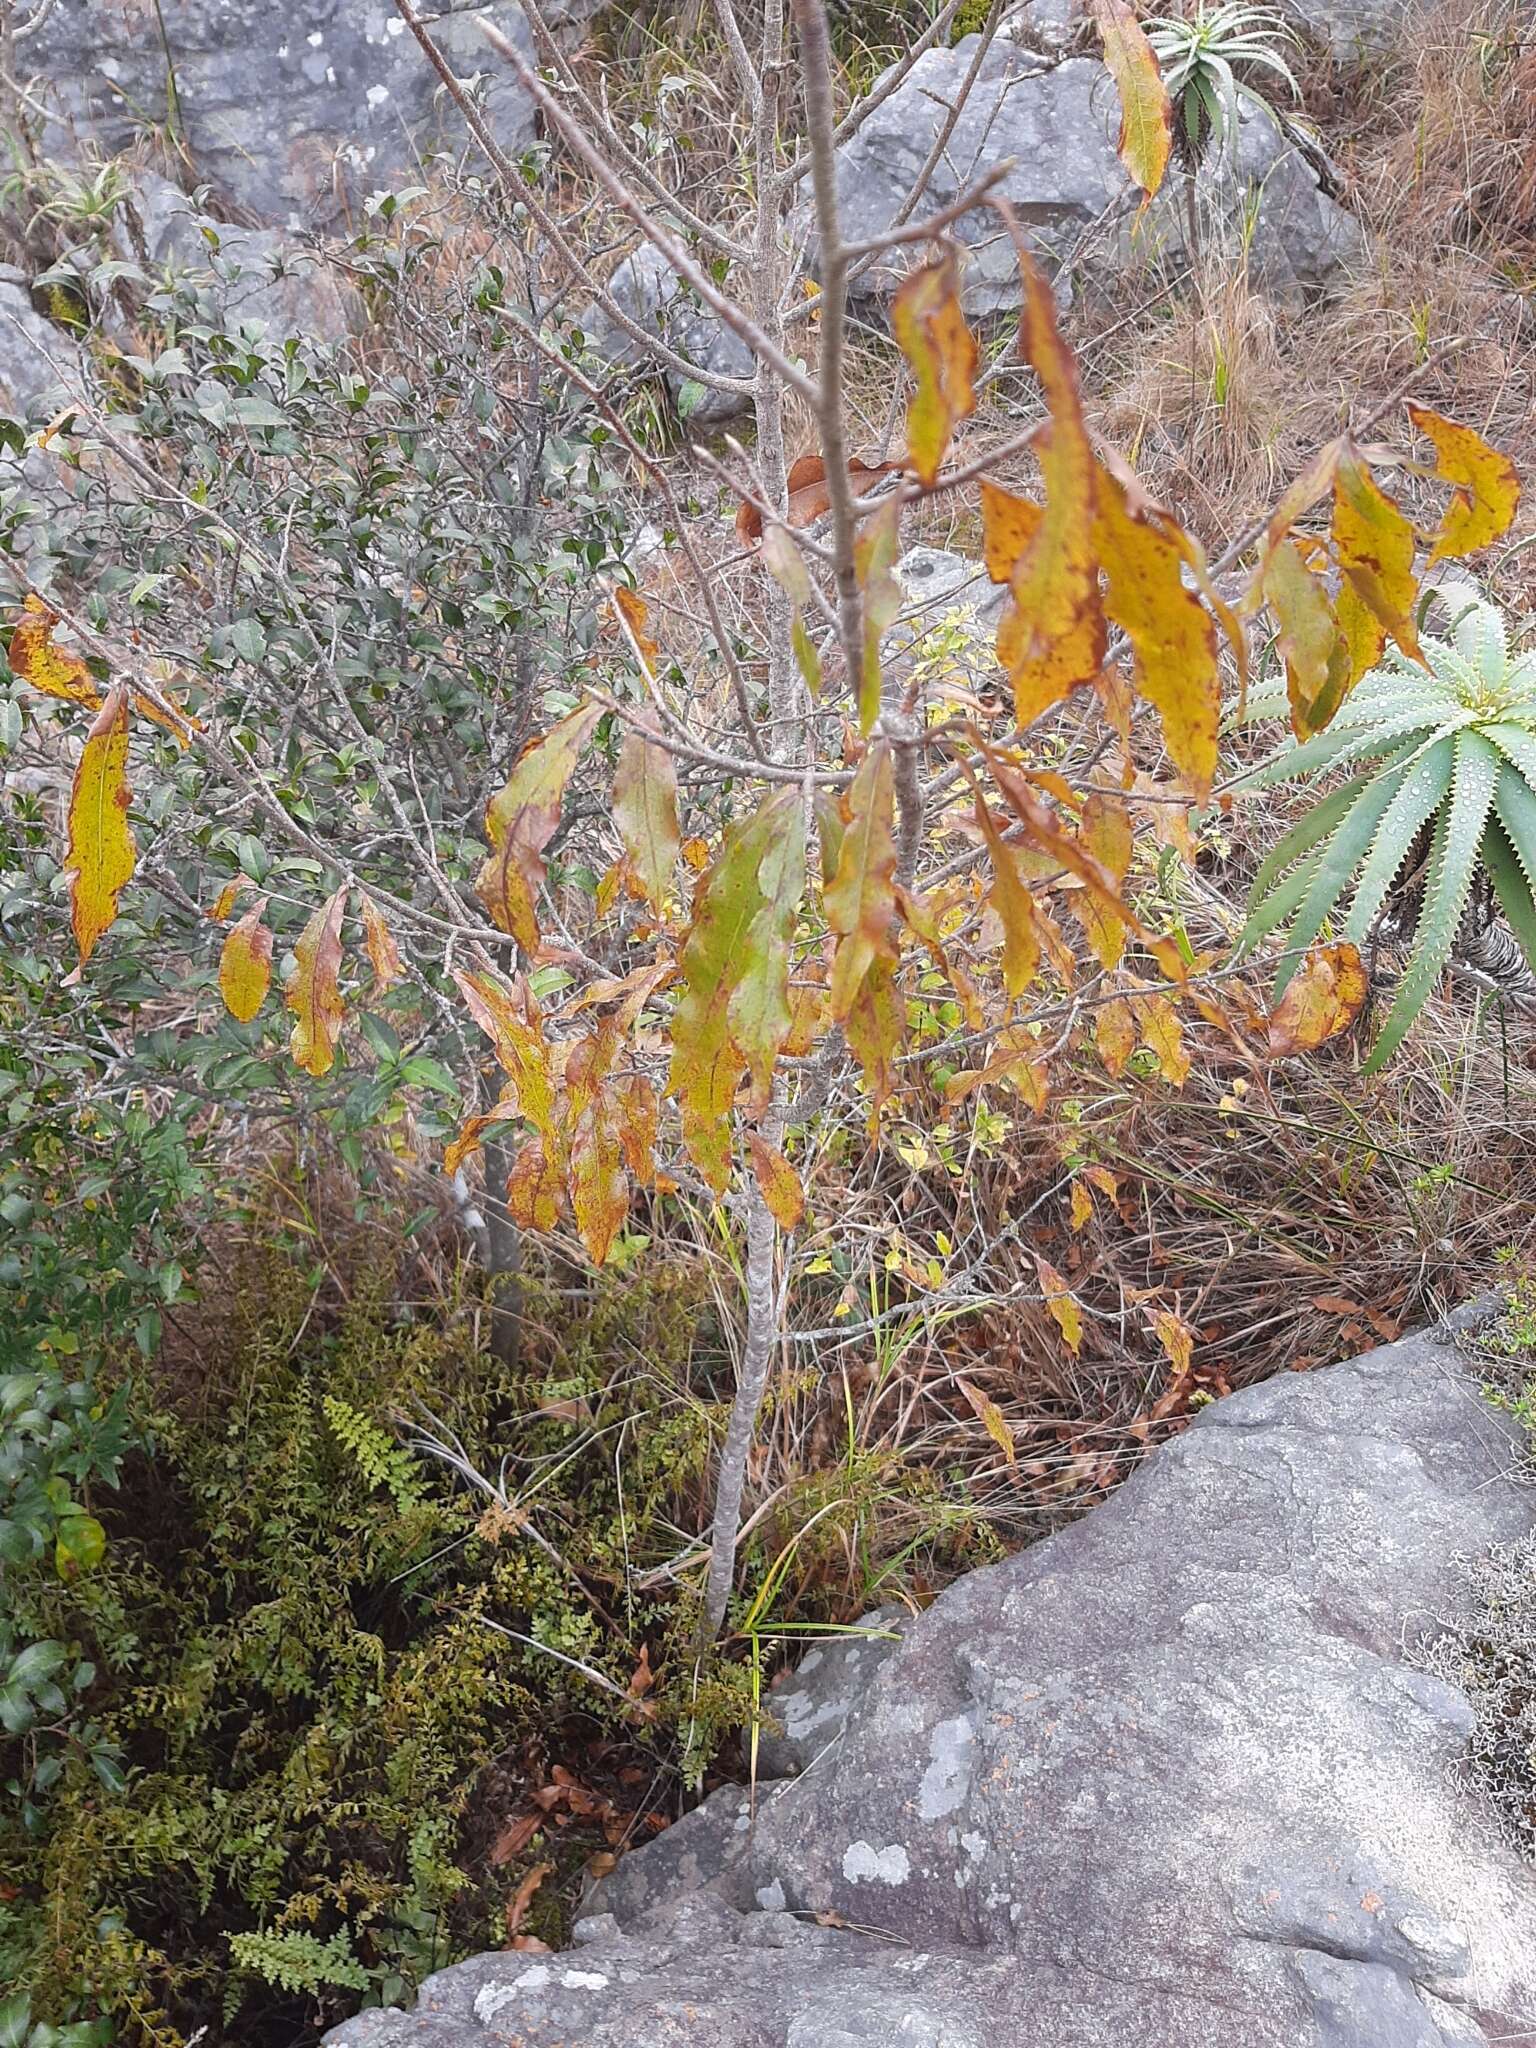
left=219, top=897, right=273, bottom=1022
left=65, top=684, right=135, bottom=966
left=477, top=702, right=601, bottom=950
left=668, top=790, right=804, bottom=1189
left=1263, top=538, right=1352, bottom=740
left=287, top=887, right=348, bottom=1078
left=854, top=499, right=903, bottom=735
left=613, top=732, right=681, bottom=913
left=826, top=741, right=898, bottom=1016
left=1090, top=0, right=1173, bottom=199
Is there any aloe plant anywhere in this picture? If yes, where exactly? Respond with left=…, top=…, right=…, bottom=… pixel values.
left=1145, top=2, right=1300, bottom=161
left=1236, top=585, right=1536, bottom=1071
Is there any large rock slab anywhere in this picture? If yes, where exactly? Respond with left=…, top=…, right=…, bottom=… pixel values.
left=22, top=0, right=589, bottom=228
left=831, top=38, right=1363, bottom=315
left=327, top=1308, right=1536, bottom=2047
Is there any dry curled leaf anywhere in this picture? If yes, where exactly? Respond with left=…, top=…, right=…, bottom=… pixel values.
left=1266, top=942, right=1367, bottom=1055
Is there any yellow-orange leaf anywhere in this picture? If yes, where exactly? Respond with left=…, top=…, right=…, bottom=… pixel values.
left=1036, top=1256, right=1083, bottom=1355
left=613, top=732, right=681, bottom=913
left=1069, top=1179, right=1095, bottom=1232
left=1149, top=1306, right=1194, bottom=1377
left=748, top=1132, right=805, bottom=1231
left=359, top=895, right=403, bottom=992
left=12, top=598, right=100, bottom=707
left=1331, top=453, right=1422, bottom=675
left=1266, top=941, right=1367, bottom=1054
left=453, top=965, right=557, bottom=1135
left=974, top=790, right=1043, bottom=997
left=506, top=1134, right=563, bottom=1232
left=65, top=685, right=135, bottom=966
left=827, top=741, right=899, bottom=1017
left=219, top=897, right=273, bottom=1022
left=569, top=1093, right=629, bottom=1265
left=1137, top=992, right=1190, bottom=1085
left=1094, top=460, right=1220, bottom=795
left=613, top=583, right=658, bottom=670
left=207, top=880, right=242, bottom=922
left=994, top=244, right=1103, bottom=727
left=443, top=1095, right=521, bottom=1178
left=1408, top=404, right=1520, bottom=563
left=979, top=480, right=1043, bottom=585
left=1096, top=996, right=1137, bottom=1075
left=287, top=887, right=348, bottom=1077
left=477, top=702, right=601, bottom=950
left=10, top=599, right=200, bottom=744
left=1263, top=538, right=1352, bottom=740
left=957, top=1377, right=1016, bottom=1465
left=1090, top=0, right=1173, bottom=199
left=615, top=1072, right=658, bottom=1183
left=890, top=246, right=978, bottom=489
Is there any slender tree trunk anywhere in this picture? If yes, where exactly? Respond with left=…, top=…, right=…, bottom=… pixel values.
left=480, top=1126, right=523, bottom=1372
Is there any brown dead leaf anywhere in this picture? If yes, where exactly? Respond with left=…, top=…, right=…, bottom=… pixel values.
left=504, top=1861, right=553, bottom=1942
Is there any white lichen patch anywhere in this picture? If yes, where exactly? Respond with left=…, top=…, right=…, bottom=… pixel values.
left=842, top=1840, right=911, bottom=1885
left=917, top=1712, right=977, bottom=1821
left=561, top=1969, right=610, bottom=1989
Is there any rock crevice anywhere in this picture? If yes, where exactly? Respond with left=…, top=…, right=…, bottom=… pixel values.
left=328, top=1310, right=1536, bottom=2047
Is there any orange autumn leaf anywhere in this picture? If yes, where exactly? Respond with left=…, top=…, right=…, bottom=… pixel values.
left=973, top=790, right=1044, bottom=998
left=1090, top=0, right=1172, bottom=200
left=991, top=238, right=1103, bottom=727
left=613, top=584, right=657, bottom=669
left=477, top=703, right=601, bottom=951
left=207, top=879, right=242, bottom=922
left=748, top=1131, right=806, bottom=1231
left=890, top=246, right=978, bottom=489
left=1331, top=451, right=1423, bottom=676
left=287, top=887, right=348, bottom=1078
left=1094, top=459, right=1220, bottom=795
left=568, top=1092, right=629, bottom=1265
left=219, top=897, right=273, bottom=1022
left=359, top=895, right=403, bottom=993
left=65, top=685, right=135, bottom=966
left=506, top=1133, right=563, bottom=1231
left=1408, top=404, right=1521, bottom=563
left=453, top=965, right=557, bottom=1135
left=1069, top=1179, right=1095, bottom=1232
left=734, top=450, right=902, bottom=545
left=1266, top=942, right=1367, bottom=1055
left=1095, top=996, right=1137, bottom=1076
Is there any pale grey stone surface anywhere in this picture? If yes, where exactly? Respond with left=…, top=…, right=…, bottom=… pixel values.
left=23, top=0, right=593, bottom=228
left=829, top=38, right=1364, bottom=315
left=324, top=1310, right=1536, bottom=2047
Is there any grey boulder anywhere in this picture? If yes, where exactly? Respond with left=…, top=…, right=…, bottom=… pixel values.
left=0, top=283, right=85, bottom=413
left=324, top=1308, right=1536, bottom=2047
left=24, top=0, right=572, bottom=228
left=1276, top=0, right=1420, bottom=58
left=831, top=38, right=1363, bottom=315
left=581, top=243, right=755, bottom=426
left=112, top=175, right=353, bottom=339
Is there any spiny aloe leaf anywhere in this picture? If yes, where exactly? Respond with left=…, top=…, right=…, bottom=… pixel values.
left=1363, top=728, right=1500, bottom=1072
left=1481, top=817, right=1536, bottom=975
left=1248, top=772, right=1372, bottom=909
left=1341, top=734, right=1456, bottom=945
left=1273, top=759, right=1414, bottom=996
left=1494, top=759, right=1536, bottom=888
